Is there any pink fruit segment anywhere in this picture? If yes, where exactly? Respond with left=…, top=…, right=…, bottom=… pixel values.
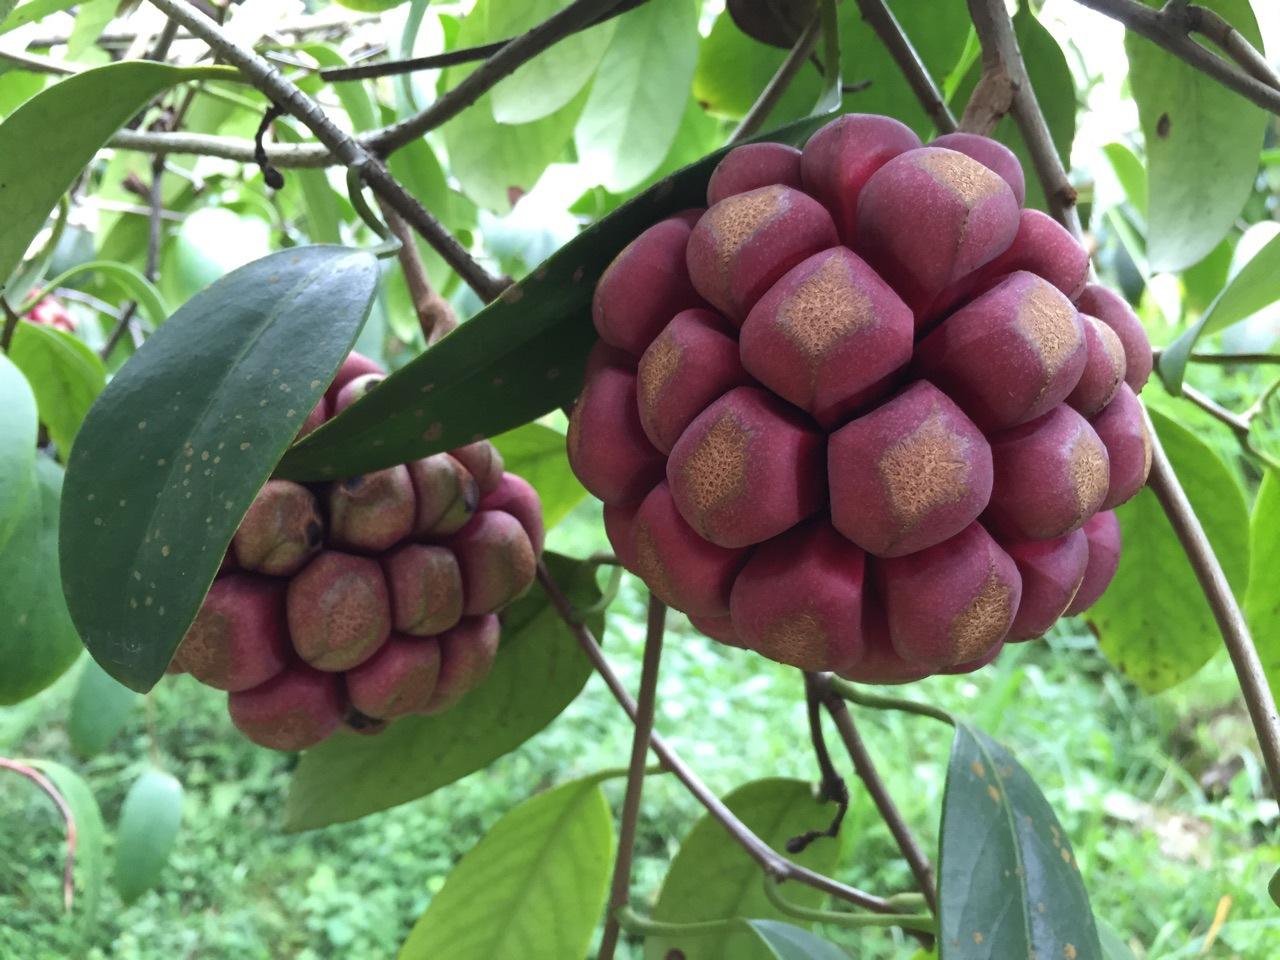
left=603, top=501, right=642, bottom=571
left=637, top=308, right=751, bottom=454
left=878, top=522, right=1022, bottom=669
left=685, top=184, right=839, bottom=322
left=985, top=405, right=1110, bottom=541
left=228, top=665, right=345, bottom=751
left=828, top=381, right=992, bottom=558
left=836, top=605, right=932, bottom=685
left=739, top=246, right=913, bottom=427
left=233, top=479, right=324, bottom=576
left=1090, top=384, right=1151, bottom=510
left=383, top=543, right=464, bottom=636
left=325, top=351, right=384, bottom=406
left=333, top=373, right=384, bottom=415
left=1073, top=284, right=1152, bottom=391
left=707, top=142, right=804, bottom=206
left=345, top=635, right=443, bottom=719
left=1003, top=530, right=1089, bottom=640
left=451, top=441, right=505, bottom=497
left=297, top=398, right=329, bottom=440
left=422, top=615, right=501, bottom=714
left=801, top=113, right=922, bottom=242
left=592, top=216, right=704, bottom=356
left=447, top=511, right=537, bottom=615
left=480, top=473, right=546, bottom=556
left=1065, top=510, right=1122, bottom=615
left=929, top=132, right=1026, bottom=205
left=328, top=465, right=417, bottom=553
left=688, top=613, right=746, bottom=648
left=408, top=454, right=479, bottom=537
left=567, top=365, right=666, bottom=505
left=666, top=386, right=825, bottom=548
left=729, top=521, right=867, bottom=671
left=1066, top=316, right=1127, bottom=418
left=178, top=575, right=290, bottom=692
left=914, top=271, right=1087, bottom=431
left=287, top=551, right=391, bottom=671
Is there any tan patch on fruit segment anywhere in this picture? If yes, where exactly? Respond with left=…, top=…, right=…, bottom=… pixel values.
left=1140, top=416, right=1153, bottom=481
left=637, top=334, right=682, bottom=417
left=1017, top=283, right=1079, bottom=379
left=778, top=255, right=873, bottom=361
left=631, top=524, right=670, bottom=601
left=180, top=612, right=231, bottom=679
left=878, top=410, right=970, bottom=532
left=1095, top=318, right=1127, bottom=379
left=916, top=151, right=1004, bottom=207
left=708, top=186, right=788, bottom=272
left=950, top=570, right=1013, bottom=662
left=680, top=414, right=749, bottom=519
left=1068, top=432, right=1110, bottom=517
left=762, top=609, right=827, bottom=668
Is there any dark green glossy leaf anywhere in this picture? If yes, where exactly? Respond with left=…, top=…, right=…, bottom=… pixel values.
left=1089, top=409, right=1250, bottom=692
left=8, top=321, right=106, bottom=457
left=1126, top=0, right=1266, bottom=271
left=0, top=458, right=80, bottom=705
left=0, top=61, right=235, bottom=287
left=398, top=776, right=613, bottom=960
left=276, top=111, right=835, bottom=482
left=285, top=553, right=603, bottom=830
left=747, top=920, right=851, bottom=960
left=68, top=657, right=139, bottom=759
left=60, top=246, right=378, bottom=693
left=645, top=778, right=845, bottom=960
left=0, top=352, right=37, bottom=553
left=1246, top=470, right=1280, bottom=696
left=1159, top=231, right=1280, bottom=394
left=939, top=723, right=1101, bottom=960
left=113, top=768, right=183, bottom=905
left=491, top=422, right=586, bottom=530
left=1269, top=867, right=1280, bottom=909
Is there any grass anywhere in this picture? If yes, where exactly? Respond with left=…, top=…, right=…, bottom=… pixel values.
left=2, top=502, right=1279, bottom=959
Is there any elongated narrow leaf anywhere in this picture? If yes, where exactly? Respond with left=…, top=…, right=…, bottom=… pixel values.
left=8, top=322, right=106, bottom=457
left=60, top=246, right=378, bottom=693
left=646, top=779, right=845, bottom=960
left=0, top=353, right=37, bottom=553
left=113, top=769, right=183, bottom=905
left=1126, top=0, right=1266, bottom=271
left=1089, top=409, right=1250, bottom=691
left=68, top=657, right=139, bottom=759
left=277, top=112, right=834, bottom=482
left=0, top=458, right=81, bottom=705
left=1097, top=920, right=1137, bottom=960
left=0, top=0, right=77, bottom=36
left=1159, top=231, right=1280, bottom=394
left=491, top=422, right=586, bottom=529
left=748, top=921, right=852, bottom=960
left=29, top=260, right=169, bottom=328
left=1102, top=142, right=1147, bottom=218
left=1246, top=470, right=1280, bottom=696
left=398, top=776, right=614, bottom=960
left=286, top=553, right=602, bottom=830
left=939, top=723, right=1101, bottom=960
left=0, top=61, right=235, bottom=286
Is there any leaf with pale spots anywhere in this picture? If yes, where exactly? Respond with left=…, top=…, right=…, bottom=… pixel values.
left=939, top=723, right=1102, bottom=960
left=274, top=111, right=838, bottom=483
left=59, top=246, right=379, bottom=692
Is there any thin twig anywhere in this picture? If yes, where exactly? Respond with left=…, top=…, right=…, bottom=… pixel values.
left=536, top=562, right=896, bottom=914
left=853, top=0, right=957, bottom=132
left=598, top=594, right=666, bottom=960
left=786, top=674, right=849, bottom=855
left=1, top=297, right=20, bottom=353
left=108, top=129, right=335, bottom=167
left=0, top=46, right=82, bottom=75
left=812, top=675, right=939, bottom=915
left=829, top=677, right=957, bottom=726
left=0, top=758, right=77, bottom=910
left=1186, top=351, right=1280, bottom=366
left=729, top=13, right=823, bottom=145
left=367, top=0, right=623, bottom=157
left=375, top=198, right=458, bottom=344
left=1072, top=0, right=1280, bottom=115
left=144, top=0, right=507, bottom=303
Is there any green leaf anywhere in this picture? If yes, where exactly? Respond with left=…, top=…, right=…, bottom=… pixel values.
left=113, top=769, right=183, bottom=905
left=29, top=259, right=169, bottom=329
left=0, top=61, right=236, bottom=289
left=0, top=352, right=37, bottom=553
left=1270, top=867, right=1280, bottom=909
left=335, top=0, right=411, bottom=10
left=285, top=553, right=603, bottom=830
left=695, top=10, right=819, bottom=123
left=575, top=0, right=701, bottom=192
left=0, top=2, right=15, bottom=22
left=1102, top=141, right=1147, bottom=219
left=59, top=246, right=378, bottom=693
left=1097, top=919, right=1137, bottom=960
left=490, top=0, right=616, bottom=124
left=8, top=322, right=106, bottom=456
left=1246, top=470, right=1280, bottom=697
left=1089, top=409, right=1251, bottom=692
left=1159, top=230, right=1280, bottom=394
left=0, top=0, right=78, bottom=36
left=939, top=723, right=1101, bottom=960
left=25, top=759, right=107, bottom=952
left=1126, top=0, right=1266, bottom=271
left=0, top=458, right=80, bottom=705
left=66, top=0, right=115, bottom=59
left=0, top=70, right=46, bottom=117
left=68, top=657, right=139, bottom=759
left=747, top=921, right=851, bottom=960
left=398, top=776, right=614, bottom=960
left=491, top=422, right=586, bottom=529
left=277, top=112, right=834, bottom=482
left=645, top=778, right=845, bottom=960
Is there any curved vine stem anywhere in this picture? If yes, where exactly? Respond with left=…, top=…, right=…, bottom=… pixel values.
left=0, top=759, right=77, bottom=910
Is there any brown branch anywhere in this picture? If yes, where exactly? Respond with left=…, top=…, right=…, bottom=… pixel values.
left=0, top=758, right=78, bottom=910
left=375, top=199, right=458, bottom=345
left=0, top=47, right=82, bottom=75
left=811, top=675, right=938, bottom=914
left=1, top=297, right=20, bottom=353
left=1072, top=0, right=1280, bottom=115
left=367, top=0, right=625, bottom=157
left=598, top=594, right=666, bottom=960
left=786, top=673, right=849, bottom=855
left=536, top=561, right=897, bottom=914
left=729, top=13, right=823, bottom=146
left=853, top=0, right=957, bottom=133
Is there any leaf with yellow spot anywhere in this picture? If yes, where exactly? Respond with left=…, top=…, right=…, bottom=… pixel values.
left=939, top=723, right=1102, bottom=959
left=59, top=246, right=379, bottom=692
